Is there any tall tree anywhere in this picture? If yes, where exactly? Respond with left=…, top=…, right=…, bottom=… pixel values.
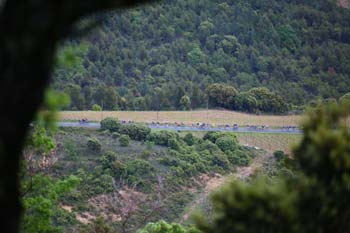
left=0, top=1, right=157, bottom=232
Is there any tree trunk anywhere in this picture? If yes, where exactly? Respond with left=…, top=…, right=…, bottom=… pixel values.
left=0, top=0, right=156, bottom=231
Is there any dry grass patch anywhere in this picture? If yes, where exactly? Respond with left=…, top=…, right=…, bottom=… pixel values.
left=237, top=133, right=301, bottom=153
left=59, top=110, right=301, bottom=127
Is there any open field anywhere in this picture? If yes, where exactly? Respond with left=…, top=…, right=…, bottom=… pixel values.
left=59, top=110, right=302, bottom=127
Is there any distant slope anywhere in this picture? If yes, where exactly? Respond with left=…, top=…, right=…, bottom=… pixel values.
left=53, top=0, right=350, bottom=110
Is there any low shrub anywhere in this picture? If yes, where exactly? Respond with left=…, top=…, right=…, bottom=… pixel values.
left=64, top=141, right=78, bottom=160
left=274, top=150, right=285, bottom=161
left=147, top=130, right=179, bottom=146
left=119, top=134, right=130, bottom=147
left=140, top=150, right=152, bottom=159
left=226, top=150, right=250, bottom=166
left=215, top=136, right=239, bottom=153
left=183, top=133, right=196, bottom=146
left=203, top=131, right=237, bottom=143
left=145, top=141, right=155, bottom=150
left=87, top=138, right=101, bottom=152
left=118, top=124, right=151, bottom=141
left=167, top=138, right=180, bottom=150
left=100, top=117, right=120, bottom=132
left=112, top=132, right=120, bottom=139
left=100, top=151, right=117, bottom=170
left=211, top=153, right=230, bottom=170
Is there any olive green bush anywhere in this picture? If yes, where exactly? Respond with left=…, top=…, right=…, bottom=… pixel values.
left=118, top=124, right=151, bottom=141
left=147, top=130, right=179, bottom=146
left=215, top=136, right=239, bottom=153
left=100, top=117, right=121, bottom=132
left=87, top=138, right=101, bottom=152
left=183, top=133, right=196, bottom=146
left=119, top=134, right=130, bottom=147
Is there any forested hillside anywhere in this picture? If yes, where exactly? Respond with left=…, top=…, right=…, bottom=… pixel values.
left=52, top=0, right=350, bottom=112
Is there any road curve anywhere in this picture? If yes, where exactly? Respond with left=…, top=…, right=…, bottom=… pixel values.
left=58, top=122, right=302, bottom=134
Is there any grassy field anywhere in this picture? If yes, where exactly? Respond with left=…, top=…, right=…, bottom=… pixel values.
left=59, top=110, right=302, bottom=127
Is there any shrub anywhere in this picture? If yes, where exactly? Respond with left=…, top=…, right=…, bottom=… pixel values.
left=145, top=141, right=155, bottom=150
left=123, top=159, right=155, bottom=188
left=100, top=151, right=117, bottom=170
left=203, top=131, right=237, bottom=143
left=139, top=220, right=195, bottom=233
left=140, top=150, right=152, bottom=159
left=112, top=132, right=120, bottom=139
left=147, top=130, right=179, bottom=146
left=196, top=140, right=221, bottom=153
left=226, top=150, right=250, bottom=166
left=100, top=117, right=120, bottom=132
left=119, top=134, right=130, bottom=147
left=274, top=150, right=286, bottom=161
left=92, top=104, right=102, bottom=111
left=211, top=153, right=230, bottom=170
left=64, top=141, right=78, bottom=160
left=87, top=138, right=101, bottom=152
left=215, top=136, right=239, bottom=153
left=183, top=133, right=196, bottom=146
left=167, top=138, right=180, bottom=150
left=118, top=124, right=151, bottom=141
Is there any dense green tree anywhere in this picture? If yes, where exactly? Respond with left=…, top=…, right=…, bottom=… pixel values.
left=206, top=83, right=238, bottom=108
left=180, top=95, right=191, bottom=110
left=249, top=87, right=288, bottom=113
left=195, top=102, right=350, bottom=233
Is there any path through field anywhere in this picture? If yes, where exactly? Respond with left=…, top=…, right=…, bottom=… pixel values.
left=181, top=152, right=270, bottom=222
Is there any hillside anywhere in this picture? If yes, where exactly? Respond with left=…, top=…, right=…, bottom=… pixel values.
left=29, top=126, right=263, bottom=232
left=52, top=0, right=350, bottom=112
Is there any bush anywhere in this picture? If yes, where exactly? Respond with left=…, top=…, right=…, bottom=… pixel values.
left=112, top=132, right=120, bottom=139
left=167, top=138, right=180, bottom=150
left=147, top=130, right=179, bottom=146
left=274, top=150, right=286, bottom=161
left=203, top=131, right=237, bottom=144
left=118, top=124, right=151, bottom=141
left=145, top=141, right=155, bottom=150
left=119, top=134, right=130, bottom=147
left=183, top=133, right=196, bottom=146
left=215, top=136, right=239, bottom=153
left=211, top=153, right=230, bottom=170
left=123, top=159, right=155, bottom=188
left=92, top=104, right=102, bottom=111
left=139, top=220, right=196, bottom=233
left=64, top=141, right=78, bottom=160
left=196, top=140, right=221, bottom=153
left=226, top=150, right=250, bottom=166
left=87, top=138, right=101, bottom=152
left=100, top=151, right=117, bottom=170
left=100, top=117, right=120, bottom=132
left=141, top=150, right=152, bottom=159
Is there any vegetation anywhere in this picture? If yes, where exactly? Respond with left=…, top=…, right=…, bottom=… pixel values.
left=87, top=137, right=102, bottom=152
left=53, top=0, right=350, bottom=113
left=100, top=117, right=121, bottom=132
left=195, top=102, right=350, bottom=233
left=119, top=134, right=130, bottom=147
left=20, top=122, right=258, bottom=232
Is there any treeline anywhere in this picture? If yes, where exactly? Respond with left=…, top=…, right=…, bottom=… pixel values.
left=53, top=0, right=350, bottom=113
